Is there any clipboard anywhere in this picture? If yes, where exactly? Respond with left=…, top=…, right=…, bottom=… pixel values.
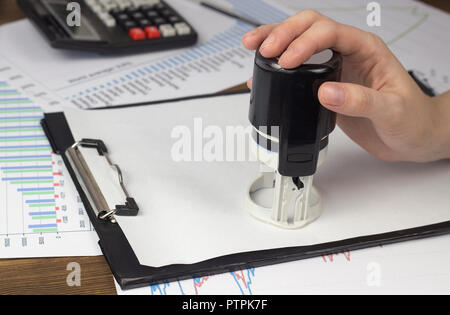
left=41, top=94, right=450, bottom=290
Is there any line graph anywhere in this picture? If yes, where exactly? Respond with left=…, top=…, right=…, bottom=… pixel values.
left=147, top=269, right=256, bottom=295
left=230, top=269, right=256, bottom=295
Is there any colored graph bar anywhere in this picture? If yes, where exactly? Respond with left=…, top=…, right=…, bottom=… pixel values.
left=0, top=135, right=47, bottom=142
left=0, top=90, right=20, bottom=96
left=28, top=203, right=56, bottom=208
left=0, top=119, right=42, bottom=123
left=1, top=165, right=52, bottom=170
left=10, top=180, right=53, bottom=184
left=0, top=128, right=44, bottom=134
left=0, top=138, right=47, bottom=143
left=0, top=98, right=33, bottom=104
left=22, top=191, right=55, bottom=196
left=32, top=215, right=57, bottom=220
left=25, top=199, right=55, bottom=204
left=28, top=223, right=57, bottom=229
left=32, top=228, right=58, bottom=233
left=0, top=144, right=50, bottom=149
left=4, top=169, right=52, bottom=173
left=0, top=125, right=41, bottom=130
left=0, top=100, right=34, bottom=105
left=29, top=211, right=57, bottom=216
left=0, top=128, right=42, bottom=133
left=2, top=176, right=53, bottom=181
left=0, top=148, right=50, bottom=153
left=0, top=110, right=42, bottom=114
left=0, top=106, right=41, bottom=111
left=0, top=153, right=51, bottom=159
left=17, top=187, right=54, bottom=192
left=0, top=158, right=52, bottom=163
left=0, top=158, right=51, bottom=163
left=26, top=198, right=56, bottom=204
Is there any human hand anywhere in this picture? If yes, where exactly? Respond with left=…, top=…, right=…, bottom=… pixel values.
left=242, top=10, right=450, bottom=162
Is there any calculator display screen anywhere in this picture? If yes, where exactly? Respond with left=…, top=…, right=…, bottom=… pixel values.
left=46, top=2, right=99, bottom=40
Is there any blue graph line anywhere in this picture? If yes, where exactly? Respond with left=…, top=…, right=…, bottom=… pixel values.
left=230, top=268, right=256, bottom=295
left=177, top=281, right=186, bottom=295
left=245, top=268, right=255, bottom=295
left=150, top=282, right=170, bottom=295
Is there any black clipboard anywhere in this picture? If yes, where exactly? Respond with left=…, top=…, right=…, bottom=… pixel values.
left=41, top=96, right=450, bottom=291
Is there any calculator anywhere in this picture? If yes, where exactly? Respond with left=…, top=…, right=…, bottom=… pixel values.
left=18, top=0, right=198, bottom=54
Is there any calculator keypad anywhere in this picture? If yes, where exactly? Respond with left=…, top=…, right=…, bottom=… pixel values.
left=85, top=0, right=192, bottom=41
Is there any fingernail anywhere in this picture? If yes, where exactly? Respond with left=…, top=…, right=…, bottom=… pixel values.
left=321, top=84, right=345, bottom=106
left=260, top=34, right=275, bottom=51
left=283, top=47, right=295, bottom=57
left=279, top=47, right=295, bottom=64
left=243, top=31, right=256, bottom=41
left=244, top=30, right=257, bottom=38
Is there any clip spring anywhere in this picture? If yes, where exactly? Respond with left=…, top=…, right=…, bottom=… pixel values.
left=65, top=139, right=139, bottom=223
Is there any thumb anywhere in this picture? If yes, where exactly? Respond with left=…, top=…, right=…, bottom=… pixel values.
left=318, top=82, right=400, bottom=121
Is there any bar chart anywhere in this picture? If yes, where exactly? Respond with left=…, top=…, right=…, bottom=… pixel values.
left=0, top=77, right=100, bottom=258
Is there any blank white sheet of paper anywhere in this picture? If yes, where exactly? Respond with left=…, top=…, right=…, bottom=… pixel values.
left=62, top=94, right=450, bottom=267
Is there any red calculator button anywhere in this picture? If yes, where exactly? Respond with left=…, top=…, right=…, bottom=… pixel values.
left=145, top=26, right=161, bottom=39
left=129, top=28, right=146, bottom=40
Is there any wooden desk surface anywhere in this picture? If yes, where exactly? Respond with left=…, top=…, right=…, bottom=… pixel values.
left=0, top=0, right=448, bottom=295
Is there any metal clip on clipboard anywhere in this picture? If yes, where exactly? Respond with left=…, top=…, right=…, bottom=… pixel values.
left=65, top=139, right=139, bottom=223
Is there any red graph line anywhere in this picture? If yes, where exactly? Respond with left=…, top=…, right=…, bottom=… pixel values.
left=322, top=251, right=351, bottom=263
left=193, top=276, right=210, bottom=295
left=232, top=270, right=248, bottom=289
